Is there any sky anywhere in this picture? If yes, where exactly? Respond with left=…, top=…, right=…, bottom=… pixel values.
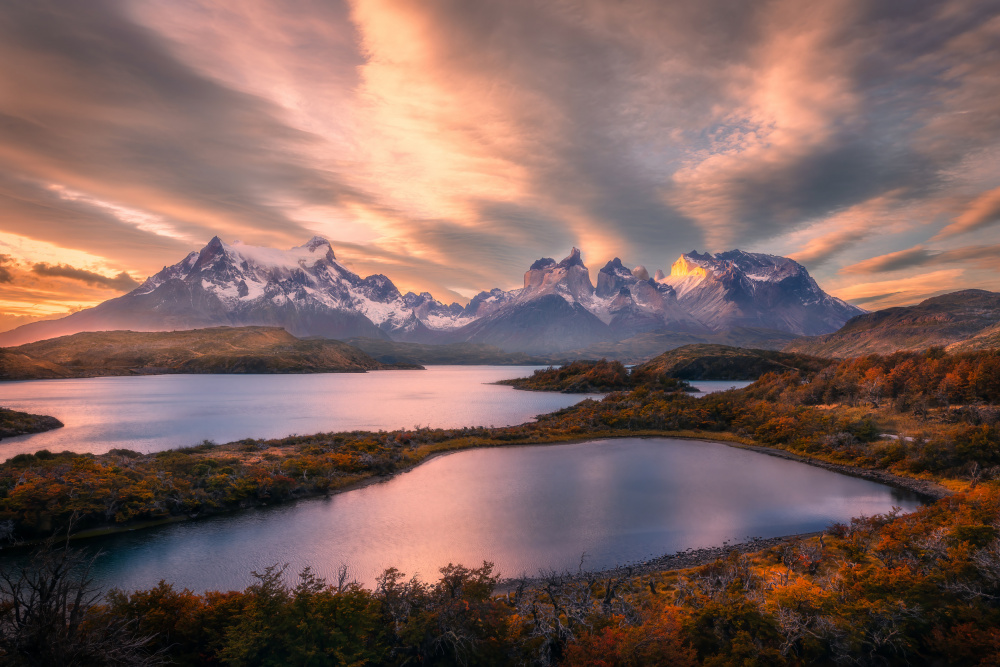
left=1, top=0, right=999, bottom=331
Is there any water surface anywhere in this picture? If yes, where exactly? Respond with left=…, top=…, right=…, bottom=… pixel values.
left=0, top=366, right=600, bottom=458
left=80, top=437, right=921, bottom=593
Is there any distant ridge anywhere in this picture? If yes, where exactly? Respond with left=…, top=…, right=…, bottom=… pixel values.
left=784, top=290, right=1000, bottom=358
left=0, top=327, right=418, bottom=381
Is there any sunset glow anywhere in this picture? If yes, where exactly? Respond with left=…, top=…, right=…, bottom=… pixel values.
left=1, top=0, right=999, bottom=327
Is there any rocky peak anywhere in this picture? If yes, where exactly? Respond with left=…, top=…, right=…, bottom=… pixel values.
left=555, top=247, right=585, bottom=268
left=522, top=247, right=594, bottom=302
left=303, top=236, right=335, bottom=256
left=596, top=257, right=638, bottom=298
left=529, top=257, right=556, bottom=271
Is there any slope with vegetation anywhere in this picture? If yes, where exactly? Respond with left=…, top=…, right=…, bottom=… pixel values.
left=631, top=343, right=831, bottom=380
left=0, top=327, right=419, bottom=381
left=786, top=289, right=1000, bottom=358
left=498, top=359, right=692, bottom=393
left=11, top=488, right=1000, bottom=665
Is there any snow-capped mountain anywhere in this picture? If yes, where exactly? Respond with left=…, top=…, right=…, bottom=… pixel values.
left=659, top=250, right=863, bottom=335
left=0, top=238, right=862, bottom=350
left=0, top=236, right=450, bottom=346
left=445, top=249, right=614, bottom=353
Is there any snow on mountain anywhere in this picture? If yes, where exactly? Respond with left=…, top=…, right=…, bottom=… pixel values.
left=659, top=249, right=864, bottom=335
left=0, top=238, right=862, bottom=349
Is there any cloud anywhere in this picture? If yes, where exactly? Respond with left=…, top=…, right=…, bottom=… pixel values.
left=0, top=0, right=999, bottom=319
left=843, top=243, right=1000, bottom=274
left=935, top=187, right=1000, bottom=239
left=31, top=263, right=140, bottom=291
left=842, top=248, right=938, bottom=274
left=0, top=255, right=13, bottom=283
left=831, top=269, right=967, bottom=308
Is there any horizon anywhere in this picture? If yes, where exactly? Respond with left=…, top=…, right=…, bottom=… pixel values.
left=1, top=1, right=999, bottom=332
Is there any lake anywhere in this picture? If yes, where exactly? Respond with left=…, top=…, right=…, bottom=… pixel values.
left=81, top=437, right=920, bottom=593
left=0, top=368, right=747, bottom=458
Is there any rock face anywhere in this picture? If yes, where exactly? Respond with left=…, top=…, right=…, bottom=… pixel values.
left=0, top=238, right=862, bottom=353
left=446, top=249, right=613, bottom=354
left=785, top=289, right=1000, bottom=358
left=660, top=250, right=863, bottom=335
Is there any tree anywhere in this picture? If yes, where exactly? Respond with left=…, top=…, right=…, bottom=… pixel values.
left=0, top=539, right=157, bottom=665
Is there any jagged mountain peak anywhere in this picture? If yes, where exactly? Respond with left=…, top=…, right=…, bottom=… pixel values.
left=529, top=257, right=556, bottom=270
left=302, top=235, right=335, bottom=255
left=556, top=247, right=585, bottom=268
left=0, top=238, right=865, bottom=350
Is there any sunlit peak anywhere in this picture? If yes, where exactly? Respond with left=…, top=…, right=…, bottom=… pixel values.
left=669, top=255, right=710, bottom=281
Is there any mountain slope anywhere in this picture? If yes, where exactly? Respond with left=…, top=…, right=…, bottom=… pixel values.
left=784, top=290, right=1000, bottom=357
left=632, top=343, right=831, bottom=381
left=0, top=237, right=451, bottom=346
left=1, top=327, right=418, bottom=380
left=660, top=250, right=863, bottom=335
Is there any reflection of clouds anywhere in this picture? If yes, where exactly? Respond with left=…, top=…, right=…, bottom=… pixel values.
left=82, top=435, right=923, bottom=592
left=2, top=0, right=1000, bottom=323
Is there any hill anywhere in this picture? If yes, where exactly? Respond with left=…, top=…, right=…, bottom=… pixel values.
left=0, top=327, right=420, bottom=380
left=564, top=326, right=801, bottom=362
left=947, top=320, right=1000, bottom=353
left=344, top=338, right=555, bottom=365
left=784, top=289, right=1000, bottom=358
left=632, top=344, right=831, bottom=381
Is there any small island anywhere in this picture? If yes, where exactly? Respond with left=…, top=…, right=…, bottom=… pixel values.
left=497, top=344, right=829, bottom=392
left=498, top=358, right=693, bottom=393
left=0, top=407, right=63, bottom=440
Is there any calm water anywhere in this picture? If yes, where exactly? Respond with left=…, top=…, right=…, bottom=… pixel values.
left=79, top=437, right=920, bottom=593
left=0, top=369, right=747, bottom=459
left=0, top=367, right=602, bottom=458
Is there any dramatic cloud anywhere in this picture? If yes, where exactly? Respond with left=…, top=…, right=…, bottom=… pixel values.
left=843, top=244, right=1000, bottom=274
left=0, top=255, right=14, bottom=284
left=31, top=263, right=140, bottom=291
left=0, top=0, right=998, bottom=326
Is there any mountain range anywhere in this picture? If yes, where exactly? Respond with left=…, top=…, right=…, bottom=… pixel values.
left=0, top=237, right=864, bottom=353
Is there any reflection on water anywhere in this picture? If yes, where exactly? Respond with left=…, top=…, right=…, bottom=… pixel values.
left=80, top=438, right=922, bottom=593
left=0, top=366, right=601, bottom=458
left=688, top=380, right=753, bottom=395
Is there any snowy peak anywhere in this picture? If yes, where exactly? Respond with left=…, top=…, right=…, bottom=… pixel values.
left=0, top=236, right=864, bottom=349
left=303, top=236, right=335, bottom=256
left=659, top=249, right=863, bottom=335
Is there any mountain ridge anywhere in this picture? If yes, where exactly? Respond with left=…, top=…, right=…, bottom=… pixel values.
left=0, top=237, right=864, bottom=353
left=784, top=289, right=1000, bottom=357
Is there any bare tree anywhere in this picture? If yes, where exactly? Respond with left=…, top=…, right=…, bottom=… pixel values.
left=0, top=539, right=159, bottom=666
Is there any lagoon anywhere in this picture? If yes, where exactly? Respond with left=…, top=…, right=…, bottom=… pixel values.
left=83, top=437, right=920, bottom=593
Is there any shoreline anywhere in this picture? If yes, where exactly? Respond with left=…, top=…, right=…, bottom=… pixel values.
left=0, top=430, right=951, bottom=555
left=495, top=531, right=827, bottom=593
